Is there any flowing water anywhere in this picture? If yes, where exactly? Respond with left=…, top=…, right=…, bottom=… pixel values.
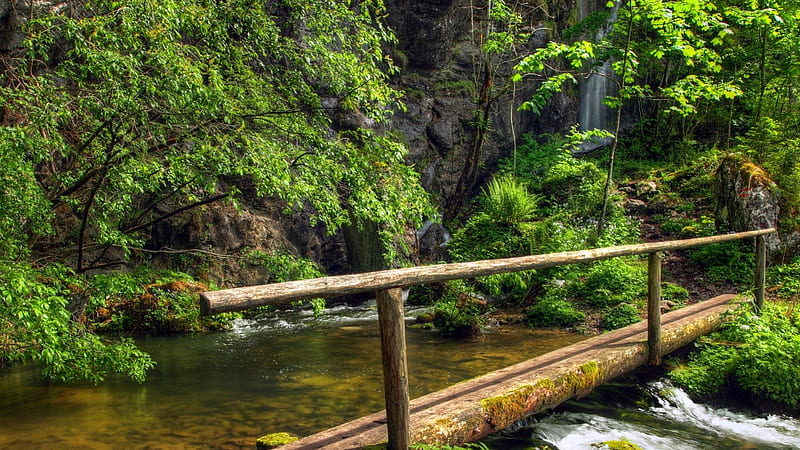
left=5, top=303, right=800, bottom=449
left=0, top=302, right=584, bottom=449
left=483, top=374, right=800, bottom=449
left=576, top=0, right=620, bottom=153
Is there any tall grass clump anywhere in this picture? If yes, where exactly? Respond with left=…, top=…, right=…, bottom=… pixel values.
left=481, top=174, right=542, bottom=225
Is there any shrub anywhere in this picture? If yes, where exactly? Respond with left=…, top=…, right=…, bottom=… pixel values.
left=768, top=257, right=800, bottom=300
left=407, top=283, right=442, bottom=306
left=432, top=280, right=490, bottom=338
left=0, top=263, right=155, bottom=383
left=594, top=208, right=642, bottom=247
left=678, top=215, right=716, bottom=237
left=248, top=250, right=324, bottom=282
left=448, top=214, right=525, bottom=262
left=526, top=291, right=586, bottom=328
left=531, top=220, right=594, bottom=255
left=480, top=174, right=542, bottom=225
left=601, top=303, right=642, bottom=331
left=688, top=241, right=754, bottom=285
left=498, top=133, right=570, bottom=186
left=248, top=250, right=325, bottom=314
left=540, top=158, right=605, bottom=215
left=661, top=282, right=689, bottom=306
left=88, top=270, right=235, bottom=333
left=736, top=118, right=800, bottom=230
left=447, top=214, right=535, bottom=299
left=669, top=301, right=800, bottom=408
left=518, top=219, right=556, bottom=254
left=579, top=259, right=647, bottom=308
left=475, top=271, right=535, bottom=300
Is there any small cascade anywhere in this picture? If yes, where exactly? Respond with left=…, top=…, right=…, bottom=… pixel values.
left=647, top=380, right=800, bottom=447
left=578, top=59, right=615, bottom=133
left=577, top=1, right=622, bottom=153
left=486, top=379, right=800, bottom=449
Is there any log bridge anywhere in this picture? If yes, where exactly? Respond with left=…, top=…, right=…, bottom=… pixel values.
left=200, top=228, right=775, bottom=449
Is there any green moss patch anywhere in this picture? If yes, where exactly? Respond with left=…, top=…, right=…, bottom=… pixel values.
left=255, top=432, right=298, bottom=449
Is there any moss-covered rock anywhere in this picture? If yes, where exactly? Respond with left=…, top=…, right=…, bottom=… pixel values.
left=255, top=432, right=298, bottom=449
left=715, top=154, right=780, bottom=250
left=597, top=437, right=643, bottom=450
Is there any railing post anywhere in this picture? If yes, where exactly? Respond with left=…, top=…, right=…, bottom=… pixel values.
left=376, top=288, right=410, bottom=449
left=755, top=234, right=766, bottom=311
left=647, top=252, right=662, bottom=365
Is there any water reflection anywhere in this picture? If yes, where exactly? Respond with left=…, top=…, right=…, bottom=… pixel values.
left=0, top=303, right=584, bottom=449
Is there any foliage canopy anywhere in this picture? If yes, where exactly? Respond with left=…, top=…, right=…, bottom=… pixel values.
left=1, top=0, right=429, bottom=268
left=0, top=0, right=430, bottom=382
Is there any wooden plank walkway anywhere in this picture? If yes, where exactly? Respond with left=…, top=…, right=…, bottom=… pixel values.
left=279, top=294, right=740, bottom=449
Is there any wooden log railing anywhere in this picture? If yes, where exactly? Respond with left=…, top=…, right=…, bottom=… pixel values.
left=200, top=227, right=775, bottom=450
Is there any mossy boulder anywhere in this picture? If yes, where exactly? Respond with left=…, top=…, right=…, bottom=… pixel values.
left=715, top=154, right=780, bottom=251
left=598, top=438, right=644, bottom=450
left=255, top=432, right=298, bottom=449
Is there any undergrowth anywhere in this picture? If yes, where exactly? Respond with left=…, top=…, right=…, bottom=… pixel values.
left=668, top=300, right=800, bottom=409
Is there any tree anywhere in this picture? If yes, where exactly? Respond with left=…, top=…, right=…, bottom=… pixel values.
left=0, top=0, right=430, bottom=269
left=512, top=0, right=743, bottom=236
left=0, top=262, right=154, bottom=383
left=0, top=0, right=431, bottom=382
left=444, top=0, right=540, bottom=220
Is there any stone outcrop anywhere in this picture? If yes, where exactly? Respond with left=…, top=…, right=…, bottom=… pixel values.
left=148, top=178, right=349, bottom=286
left=715, top=154, right=782, bottom=253
left=386, top=0, right=579, bottom=218
left=384, top=0, right=468, bottom=70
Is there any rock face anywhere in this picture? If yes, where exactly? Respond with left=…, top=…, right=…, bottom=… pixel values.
left=715, top=155, right=782, bottom=253
left=0, top=0, right=85, bottom=51
left=384, top=0, right=468, bottom=70
left=148, top=178, right=349, bottom=286
left=386, top=0, right=579, bottom=215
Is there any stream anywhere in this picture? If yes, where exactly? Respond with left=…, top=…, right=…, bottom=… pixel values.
left=0, top=302, right=583, bottom=449
left=2, top=302, right=799, bottom=449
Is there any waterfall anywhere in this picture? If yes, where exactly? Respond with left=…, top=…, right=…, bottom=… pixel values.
left=578, top=59, right=615, bottom=133
left=577, top=1, right=622, bottom=152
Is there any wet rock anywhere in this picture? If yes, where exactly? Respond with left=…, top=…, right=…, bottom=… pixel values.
left=415, top=311, right=435, bottom=324
left=426, top=110, right=455, bottom=154
left=416, top=220, right=451, bottom=263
